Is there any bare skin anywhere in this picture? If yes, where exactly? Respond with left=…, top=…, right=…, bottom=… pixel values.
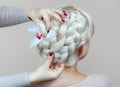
left=27, top=8, right=68, bottom=84
left=40, top=42, right=90, bottom=87
left=27, top=8, right=67, bottom=31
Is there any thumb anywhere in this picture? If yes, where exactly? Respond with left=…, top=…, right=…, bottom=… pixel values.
left=34, top=19, right=47, bottom=36
left=45, top=52, right=54, bottom=67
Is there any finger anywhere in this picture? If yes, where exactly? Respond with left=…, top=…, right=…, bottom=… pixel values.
left=42, top=14, right=51, bottom=31
left=54, top=63, right=59, bottom=71
left=50, top=63, right=56, bottom=71
left=52, top=63, right=57, bottom=69
left=49, top=11, right=65, bottom=24
left=55, top=63, right=65, bottom=75
left=33, top=18, right=44, bottom=34
left=52, top=9, right=67, bottom=18
left=49, top=63, right=54, bottom=70
left=45, top=52, right=54, bottom=67
left=39, top=16, right=44, bottom=20
left=50, top=63, right=59, bottom=72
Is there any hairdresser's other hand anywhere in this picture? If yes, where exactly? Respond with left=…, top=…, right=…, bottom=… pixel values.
left=27, top=8, right=67, bottom=31
left=28, top=52, right=65, bottom=84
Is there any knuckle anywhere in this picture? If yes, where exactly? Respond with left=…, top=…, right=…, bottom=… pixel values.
left=54, top=13, right=59, bottom=17
left=56, top=16, right=61, bottom=20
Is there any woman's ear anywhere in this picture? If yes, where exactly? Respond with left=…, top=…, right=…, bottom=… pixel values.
left=77, top=42, right=89, bottom=60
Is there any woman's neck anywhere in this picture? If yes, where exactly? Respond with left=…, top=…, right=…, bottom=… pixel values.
left=40, top=64, right=87, bottom=87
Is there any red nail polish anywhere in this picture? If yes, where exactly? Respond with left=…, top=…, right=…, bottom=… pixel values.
left=63, top=10, right=67, bottom=16
left=61, top=19, right=65, bottom=23
left=64, top=12, right=67, bottom=16
left=49, top=52, right=54, bottom=56
left=36, top=33, right=42, bottom=39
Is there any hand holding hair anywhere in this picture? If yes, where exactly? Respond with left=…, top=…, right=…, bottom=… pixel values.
left=28, top=52, right=65, bottom=84
left=27, top=8, right=67, bottom=31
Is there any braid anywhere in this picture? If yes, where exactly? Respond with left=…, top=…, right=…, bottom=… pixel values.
left=37, top=6, right=94, bottom=66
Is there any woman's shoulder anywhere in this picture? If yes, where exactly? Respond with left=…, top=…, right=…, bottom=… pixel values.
left=89, top=74, right=108, bottom=78
left=87, top=74, right=111, bottom=87
left=88, top=74, right=109, bottom=81
left=68, top=74, right=111, bottom=87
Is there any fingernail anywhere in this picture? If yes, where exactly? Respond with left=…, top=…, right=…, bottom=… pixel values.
left=41, top=17, right=44, bottom=20
left=49, top=52, right=54, bottom=56
left=63, top=10, right=67, bottom=16
left=47, top=30, right=50, bottom=33
left=61, top=19, right=65, bottom=23
left=63, top=10, right=66, bottom=13
left=64, top=12, right=67, bottom=16
left=49, top=66, right=51, bottom=68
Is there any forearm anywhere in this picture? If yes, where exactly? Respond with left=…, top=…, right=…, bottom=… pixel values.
left=0, top=72, right=31, bottom=87
left=0, top=6, right=30, bottom=27
left=28, top=70, right=45, bottom=84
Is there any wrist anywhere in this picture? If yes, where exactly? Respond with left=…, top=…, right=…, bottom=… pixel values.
left=28, top=70, right=44, bottom=84
left=28, top=71, right=38, bottom=84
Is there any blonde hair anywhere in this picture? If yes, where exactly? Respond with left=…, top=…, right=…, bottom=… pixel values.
left=37, top=6, right=94, bottom=67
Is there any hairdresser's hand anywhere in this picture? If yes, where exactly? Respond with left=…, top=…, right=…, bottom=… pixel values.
left=27, top=8, right=67, bottom=31
left=28, top=52, right=65, bottom=84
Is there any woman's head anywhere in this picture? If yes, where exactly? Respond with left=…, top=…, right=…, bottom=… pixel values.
left=37, top=6, right=94, bottom=67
